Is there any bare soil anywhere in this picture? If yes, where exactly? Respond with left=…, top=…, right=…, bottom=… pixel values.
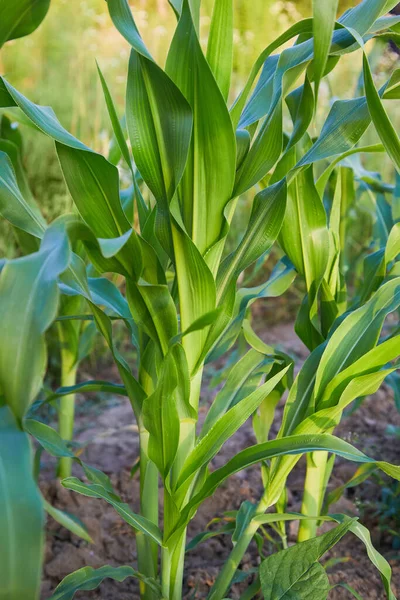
left=40, top=322, right=400, bottom=599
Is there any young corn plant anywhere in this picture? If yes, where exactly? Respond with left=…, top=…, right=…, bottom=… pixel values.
left=0, top=0, right=400, bottom=599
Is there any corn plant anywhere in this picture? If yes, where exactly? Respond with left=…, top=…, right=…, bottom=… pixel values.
left=0, top=0, right=400, bottom=599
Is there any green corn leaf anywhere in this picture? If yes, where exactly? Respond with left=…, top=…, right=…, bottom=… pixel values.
left=62, top=477, right=163, bottom=546
left=208, top=258, right=296, bottom=363
left=126, top=281, right=178, bottom=356
left=315, top=143, right=385, bottom=196
left=186, top=523, right=235, bottom=552
left=346, top=520, right=397, bottom=600
left=363, top=52, right=400, bottom=173
left=294, top=96, right=370, bottom=172
left=0, top=133, right=37, bottom=212
left=201, top=349, right=274, bottom=437
left=232, top=501, right=257, bottom=545
left=314, top=278, right=400, bottom=399
left=234, top=100, right=283, bottom=196
left=206, top=0, right=233, bottom=101
left=125, top=49, right=192, bottom=232
left=279, top=153, right=329, bottom=291
left=0, top=150, right=45, bottom=238
left=0, top=406, right=44, bottom=600
left=0, top=0, right=50, bottom=48
left=47, top=565, right=162, bottom=600
left=24, top=418, right=74, bottom=459
left=217, top=180, right=287, bottom=301
left=96, top=61, right=132, bottom=171
left=0, top=223, right=70, bottom=420
left=285, top=78, right=314, bottom=150
left=0, top=77, right=145, bottom=279
left=170, top=433, right=400, bottom=540
left=317, top=335, right=400, bottom=409
left=44, top=499, right=93, bottom=544
left=260, top=521, right=352, bottom=600
left=44, top=380, right=128, bottom=404
left=230, top=19, right=314, bottom=128
left=238, top=55, right=279, bottom=129
left=279, top=344, right=325, bottom=438
left=166, top=0, right=236, bottom=257
left=174, top=365, right=290, bottom=491
left=89, top=304, right=146, bottom=417
left=312, top=0, right=339, bottom=100
left=295, top=368, right=398, bottom=437
left=171, top=214, right=217, bottom=373
left=382, top=68, right=400, bottom=100
left=142, top=350, right=181, bottom=477
left=106, top=0, right=152, bottom=59
left=324, top=464, right=376, bottom=512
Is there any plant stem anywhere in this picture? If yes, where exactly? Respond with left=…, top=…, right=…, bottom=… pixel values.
left=58, top=325, right=77, bottom=480
left=137, top=428, right=159, bottom=600
left=208, top=488, right=272, bottom=600
left=298, top=451, right=328, bottom=541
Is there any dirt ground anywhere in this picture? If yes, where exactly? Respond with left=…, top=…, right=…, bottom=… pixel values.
left=40, top=322, right=400, bottom=599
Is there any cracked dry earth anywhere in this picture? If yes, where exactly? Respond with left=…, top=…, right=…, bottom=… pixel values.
left=40, top=322, right=400, bottom=599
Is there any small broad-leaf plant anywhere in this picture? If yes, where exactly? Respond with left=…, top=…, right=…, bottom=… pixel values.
left=0, top=0, right=399, bottom=599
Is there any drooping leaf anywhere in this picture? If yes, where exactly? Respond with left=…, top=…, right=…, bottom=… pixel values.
left=0, top=406, right=44, bottom=600
left=48, top=565, right=162, bottom=600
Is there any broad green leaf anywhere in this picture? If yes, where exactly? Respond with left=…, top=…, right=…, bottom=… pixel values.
left=312, top=0, right=339, bottom=100
left=0, top=223, right=70, bottom=420
left=48, top=565, right=162, bottom=600
left=260, top=521, right=352, bottom=600
left=0, top=0, right=50, bottom=48
left=206, top=0, right=233, bottom=101
left=62, top=477, right=163, bottom=546
left=0, top=406, right=44, bottom=600
left=166, top=0, right=236, bottom=256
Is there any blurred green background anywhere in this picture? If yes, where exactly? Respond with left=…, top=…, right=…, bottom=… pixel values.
left=0, top=0, right=398, bottom=257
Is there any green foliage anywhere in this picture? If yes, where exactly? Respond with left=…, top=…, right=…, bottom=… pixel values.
left=0, top=1, right=399, bottom=599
